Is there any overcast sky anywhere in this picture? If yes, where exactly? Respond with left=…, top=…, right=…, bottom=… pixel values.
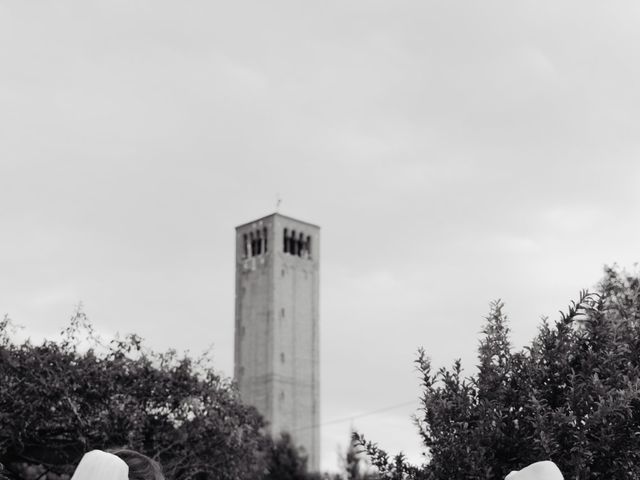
left=2, top=0, right=640, bottom=472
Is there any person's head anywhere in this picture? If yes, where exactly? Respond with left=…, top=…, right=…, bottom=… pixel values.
left=71, top=450, right=129, bottom=480
left=109, top=450, right=164, bottom=480
left=505, top=461, right=563, bottom=480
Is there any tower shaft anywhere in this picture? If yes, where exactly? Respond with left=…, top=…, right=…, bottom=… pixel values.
left=234, top=213, right=320, bottom=471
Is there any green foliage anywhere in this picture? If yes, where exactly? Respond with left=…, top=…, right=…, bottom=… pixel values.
left=341, top=430, right=377, bottom=480
left=262, top=433, right=310, bottom=480
left=0, top=309, right=270, bottom=480
left=357, top=266, right=640, bottom=479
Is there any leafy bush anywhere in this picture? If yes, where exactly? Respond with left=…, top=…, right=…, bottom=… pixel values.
left=357, top=266, right=640, bottom=479
left=0, top=309, right=269, bottom=480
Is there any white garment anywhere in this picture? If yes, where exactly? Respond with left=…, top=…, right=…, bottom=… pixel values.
left=505, top=461, right=563, bottom=480
left=71, top=451, right=129, bottom=480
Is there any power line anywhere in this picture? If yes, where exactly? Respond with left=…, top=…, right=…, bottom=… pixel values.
left=293, top=400, right=417, bottom=432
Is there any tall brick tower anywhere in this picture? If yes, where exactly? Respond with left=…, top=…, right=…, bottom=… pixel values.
left=234, top=213, right=320, bottom=471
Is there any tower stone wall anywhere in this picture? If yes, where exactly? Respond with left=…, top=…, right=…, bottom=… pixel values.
left=234, top=213, right=320, bottom=471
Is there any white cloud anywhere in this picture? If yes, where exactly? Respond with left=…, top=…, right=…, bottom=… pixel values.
left=543, top=205, right=604, bottom=233
left=30, top=287, right=79, bottom=309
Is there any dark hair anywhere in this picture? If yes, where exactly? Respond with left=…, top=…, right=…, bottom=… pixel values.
left=108, top=450, right=164, bottom=480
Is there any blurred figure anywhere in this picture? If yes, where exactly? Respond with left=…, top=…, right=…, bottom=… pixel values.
left=109, top=450, right=163, bottom=480
left=71, top=451, right=128, bottom=480
left=505, top=461, right=563, bottom=480
left=71, top=450, right=163, bottom=480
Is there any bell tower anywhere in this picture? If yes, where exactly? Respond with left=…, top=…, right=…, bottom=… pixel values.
left=234, top=213, right=320, bottom=471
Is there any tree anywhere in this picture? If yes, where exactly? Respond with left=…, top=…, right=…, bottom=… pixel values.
left=340, top=430, right=377, bottom=480
left=262, top=433, right=310, bottom=480
left=356, top=266, right=640, bottom=479
left=0, top=309, right=270, bottom=480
